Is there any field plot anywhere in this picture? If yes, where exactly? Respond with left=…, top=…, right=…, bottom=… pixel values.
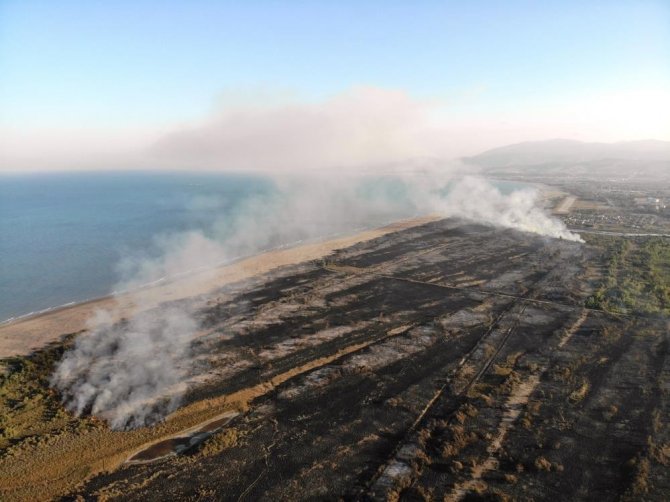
left=0, top=219, right=668, bottom=501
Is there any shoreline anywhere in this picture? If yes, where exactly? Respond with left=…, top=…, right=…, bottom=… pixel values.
left=0, top=226, right=380, bottom=327
left=0, top=215, right=439, bottom=359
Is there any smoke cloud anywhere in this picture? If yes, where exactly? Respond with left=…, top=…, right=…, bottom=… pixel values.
left=148, top=87, right=440, bottom=171
left=437, top=176, right=583, bottom=242
left=51, top=306, right=197, bottom=429
left=51, top=173, right=580, bottom=429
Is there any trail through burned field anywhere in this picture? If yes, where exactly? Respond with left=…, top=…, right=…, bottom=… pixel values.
left=10, top=219, right=669, bottom=501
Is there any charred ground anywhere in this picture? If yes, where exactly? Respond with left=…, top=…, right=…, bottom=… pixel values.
left=1, top=218, right=668, bottom=501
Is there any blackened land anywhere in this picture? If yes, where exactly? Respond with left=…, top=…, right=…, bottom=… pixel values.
left=40, top=219, right=670, bottom=500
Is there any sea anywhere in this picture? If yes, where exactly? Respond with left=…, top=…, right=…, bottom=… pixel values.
left=0, top=171, right=528, bottom=323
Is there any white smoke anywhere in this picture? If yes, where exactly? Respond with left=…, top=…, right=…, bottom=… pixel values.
left=148, top=87, right=436, bottom=171
left=436, top=176, right=583, bottom=242
left=51, top=306, right=197, bottom=429
left=51, top=173, right=581, bottom=430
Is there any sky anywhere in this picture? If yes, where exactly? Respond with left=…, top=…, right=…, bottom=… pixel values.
left=1, top=0, right=669, bottom=171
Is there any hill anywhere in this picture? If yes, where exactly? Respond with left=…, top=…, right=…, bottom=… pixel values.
left=463, top=139, right=670, bottom=180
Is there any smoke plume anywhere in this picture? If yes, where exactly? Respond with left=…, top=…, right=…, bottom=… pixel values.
left=148, top=87, right=438, bottom=171
left=438, top=177, right=583, bottom=242
left=51, top=173, right=580, bottom=429
left=51, top=306, right=197, bottom=429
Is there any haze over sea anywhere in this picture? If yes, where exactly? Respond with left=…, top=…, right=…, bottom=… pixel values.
left=0, top=172, right=277, bottom=322
left=0, top=171, right=531, bottom=323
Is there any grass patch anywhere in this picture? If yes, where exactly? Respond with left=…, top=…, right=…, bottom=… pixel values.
left=568, top=380, right=590, bottom=404
left=585, top=237, right=670, bottom=316
left=199, top=427, right=244, bottom=456
left=0, top=336, right=90, bottom=452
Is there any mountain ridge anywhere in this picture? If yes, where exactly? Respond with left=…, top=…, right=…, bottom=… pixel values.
left=464, top=138, right=670, bottom=169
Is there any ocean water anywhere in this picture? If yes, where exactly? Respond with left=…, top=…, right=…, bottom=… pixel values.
left=0, top=172, right=277, bottom=322
left=0, top=171, right=531, bottom=323
left=0, top=171, right=421, bottom=323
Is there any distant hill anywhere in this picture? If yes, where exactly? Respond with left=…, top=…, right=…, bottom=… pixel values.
left=464, top=139, right=670, bottom=169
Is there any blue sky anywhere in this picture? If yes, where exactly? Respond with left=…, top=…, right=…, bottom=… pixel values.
left=1, top=1, right=669, bottom=169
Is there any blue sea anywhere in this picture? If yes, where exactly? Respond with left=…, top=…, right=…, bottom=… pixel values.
left=0, top=171, right=530, bottom=323
left=0, top=172, right=264, bottom=322
left=0, top=171, right=415, bottom=322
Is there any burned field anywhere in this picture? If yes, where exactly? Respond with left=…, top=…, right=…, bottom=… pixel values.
left=1, top=219, right=669, bottom=501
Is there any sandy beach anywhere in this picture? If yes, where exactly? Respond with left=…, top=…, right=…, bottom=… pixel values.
left=0, top=216, right=438, bottom=359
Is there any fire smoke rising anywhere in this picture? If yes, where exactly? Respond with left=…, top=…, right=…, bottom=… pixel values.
left=51, top=307, right=197, bottom=429
left=51, top=173, right=581, bottom=429
left=439, top=177, right=583, bottom=242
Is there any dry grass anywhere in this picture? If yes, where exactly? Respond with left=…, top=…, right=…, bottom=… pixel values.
left=199, top=427, right=244, bottom=456
left=441, top=424, right=478, bottom=459
left=568, top=380, right=590, bottom=404
left=0, top=319, right=413, bottom=501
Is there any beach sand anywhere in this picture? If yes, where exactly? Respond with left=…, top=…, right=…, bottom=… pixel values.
left=0, top=216, right=438, bottom=359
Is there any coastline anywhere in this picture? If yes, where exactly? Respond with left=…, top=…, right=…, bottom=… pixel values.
left=0, top=215, right=439, bottom=359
